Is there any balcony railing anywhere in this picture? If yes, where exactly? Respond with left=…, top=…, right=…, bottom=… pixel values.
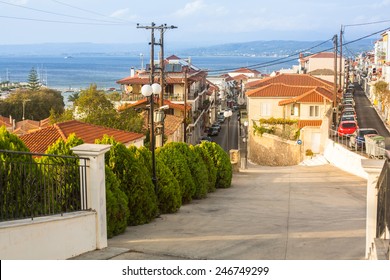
left=0, top=150, right=88, bottom=222
left=376, top=153, right=390, bottom=239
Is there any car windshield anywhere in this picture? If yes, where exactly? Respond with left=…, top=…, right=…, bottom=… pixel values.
left=342, top=123, right=356, bottom=128
left=359, top=130, right=378, bottom=136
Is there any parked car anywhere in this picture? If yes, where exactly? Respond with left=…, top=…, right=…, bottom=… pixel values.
left=340, top=115, right=357, bottom=123
left=342, top=98, right=355, bottom=106
left=343, top=92, right=353, bottom=99
left=200, top=135, right=213, bottom=143
left=217, top=112, right=225, bottom=123
left=338, top=120, right=358, bottom=137
left=207, top=127, right=219, bottom=136
left=349, top=128, right=379, bottom=149
left=211, top=122, right=221, bottom=132
left=341, top=108, right=357, bottom=118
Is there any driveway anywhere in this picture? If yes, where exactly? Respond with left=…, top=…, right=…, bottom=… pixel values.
left=75, top=164, right=367, bottom=260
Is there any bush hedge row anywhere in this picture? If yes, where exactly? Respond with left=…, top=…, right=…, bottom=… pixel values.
left=1, top=126, right=233, bottom=239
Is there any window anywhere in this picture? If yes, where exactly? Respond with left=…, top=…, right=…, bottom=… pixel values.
left=290, top=104, right=299, bottom=116
left=260, top=103, right=271, bottom=117
left=309, top=105, right=319, bottom=117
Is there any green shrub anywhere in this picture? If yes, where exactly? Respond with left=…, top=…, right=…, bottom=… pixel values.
left=192, top=145, right=217, bottom=193
left=105, top=166, right=129, bottom=238
left=133, top=146, right=182, bottom=213
left=169, top=142, right=208, bottom=199
left=156, top=142, right=195, bottom=203
left=96, top=136, right=158, bottom=226
left=199, top=141, right=232, bottom=189
left=155, top=157, right=182, bottom=213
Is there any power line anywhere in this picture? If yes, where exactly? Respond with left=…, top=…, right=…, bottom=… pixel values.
left=0, top=0, right=124, bottom=24
left=344, top=19, right=390, bottom=27
left=0, top=15, right=123, bottom=25
left=50, top=0, right=132, bottom=24
left=207, top=38, right=333, bottom=74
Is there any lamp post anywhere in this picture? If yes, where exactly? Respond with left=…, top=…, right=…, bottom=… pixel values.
left=244, top=120, right=249, bottom=169
left=224, top=109, right=233, bottom=152
left=141, top=83, right=162, bottom=190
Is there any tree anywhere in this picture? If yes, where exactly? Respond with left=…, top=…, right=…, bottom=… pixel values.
left=74, top=84, right=116, bottom=126
left=0, top=88, right=64, bottom=121
left=27, top=67, right=41, bottom=91
left=374, top=80, right=390, bottom=110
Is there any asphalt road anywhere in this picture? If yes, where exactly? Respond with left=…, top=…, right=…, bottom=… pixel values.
left=211, top=110, right=240, bottom=151
left=74, top=164, right=367, bottom=260
left=353, top=82, right=390, bottom=138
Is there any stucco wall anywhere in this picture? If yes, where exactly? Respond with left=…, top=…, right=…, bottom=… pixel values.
left=0, top=211, right=96, bottom=260
left=249, top=133, right=302, bottom=166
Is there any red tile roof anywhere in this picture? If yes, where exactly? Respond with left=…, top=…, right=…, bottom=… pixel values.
left=231, top=67, right=261, bottom=75
left=246, top=74, right=334, bottom=90
left=278, top=87, right=333, bottom=105
left=20, top=120, right=145, bottom=153
left=118, top=98, right=191, bottom=112
left=163, top=114, right=183, bottom=136
left=246, top=83, right=316, bottom=98
left=297, top=120, right=322, bottom=128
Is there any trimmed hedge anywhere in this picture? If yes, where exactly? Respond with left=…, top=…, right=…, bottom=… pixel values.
left=96, top=136, right=158, bottom=226
left=130, top=145, right=181, bottom=214
left=192, top=145, right=217, bottom=193
left=156, top=142, right=196, bottom=203
left=105, top=166, right=129, bottom=238
left=199, top=141, right=232, bottom=189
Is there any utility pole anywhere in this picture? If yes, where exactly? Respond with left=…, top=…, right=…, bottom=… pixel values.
left=339, top=25, right=343, bottom=92
left=137, top=23, right=177, bottom=107
left=184, top=66, right=188, bottom=143
left=333, top=34, right=338, bottom=124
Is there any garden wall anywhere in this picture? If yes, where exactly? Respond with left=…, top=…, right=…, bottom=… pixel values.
left=249, top=133, right=302, bottom=166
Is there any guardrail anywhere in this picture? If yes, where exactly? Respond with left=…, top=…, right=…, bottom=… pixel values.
left=0, top=150, right=88, bottom=222
left=329, top=129, right=386, bottom=159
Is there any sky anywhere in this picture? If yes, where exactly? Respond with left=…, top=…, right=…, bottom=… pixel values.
left=1, top=0, right=390, bottom=46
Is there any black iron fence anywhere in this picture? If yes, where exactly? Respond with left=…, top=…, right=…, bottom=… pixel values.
left=0, top=150, right=88, bottom=222
left=376, top=152, right=390, bottom=238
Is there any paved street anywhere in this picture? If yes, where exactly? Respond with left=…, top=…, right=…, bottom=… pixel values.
left=75, top=164, right=367, bottom=260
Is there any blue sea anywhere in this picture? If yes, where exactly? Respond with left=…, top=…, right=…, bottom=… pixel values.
left=0, top=54, right=296, bottom=91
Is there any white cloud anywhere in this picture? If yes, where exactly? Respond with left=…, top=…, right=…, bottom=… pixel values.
left=110, top=8, right=137, bottom=20
left=9, top=0, right=29, bottom=4
left=174, top=0, right=206, bottom=17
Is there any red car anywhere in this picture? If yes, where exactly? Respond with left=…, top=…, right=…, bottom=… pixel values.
left=338, top=121, right=358, bottom=137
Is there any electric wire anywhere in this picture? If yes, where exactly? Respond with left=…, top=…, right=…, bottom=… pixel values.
left=0, top=0, right=124, bottom=24
left=50, top=0, right=133, bottom=24
left=207, top=38, right=333, bottom=74
left=0, top=15, right=124, bottom=25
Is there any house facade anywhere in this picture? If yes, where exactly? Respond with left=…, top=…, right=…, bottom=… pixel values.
left=246, top=74, right=334, bottom=154
left=299, top=52, right=345, bottom=86
left=116, top=55, right=210, bottom=144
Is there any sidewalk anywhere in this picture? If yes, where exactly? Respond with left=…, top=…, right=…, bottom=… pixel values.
left=73, top=163, right=367, bottom=260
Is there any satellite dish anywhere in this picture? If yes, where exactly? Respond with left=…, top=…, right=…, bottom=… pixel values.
left=126, top=85, right=133, bottom=92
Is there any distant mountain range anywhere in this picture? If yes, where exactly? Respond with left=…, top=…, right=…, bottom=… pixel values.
left=0, top=39, right=375, bottom=57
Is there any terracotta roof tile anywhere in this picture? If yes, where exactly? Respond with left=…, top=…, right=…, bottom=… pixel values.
left=246, top=83, right=315, bottom=98
left=20, top=120, right=145, bottom=153
left=163, top=114, right=183, bottom=136
left=245, top=73, right=334, bottom=90
left=297, top=120, right=322, bottom=128
left=278, top=87, right=333, bottom=105
left=0, top=116, right=12, bottom=126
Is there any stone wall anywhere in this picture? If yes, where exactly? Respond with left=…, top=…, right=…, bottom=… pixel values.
left=249, top=133, right=302, bottom=166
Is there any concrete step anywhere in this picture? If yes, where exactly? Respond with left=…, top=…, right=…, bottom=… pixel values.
left=299, top=154, right=329, bottom=166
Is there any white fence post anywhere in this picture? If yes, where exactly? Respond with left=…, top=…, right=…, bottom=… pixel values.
left=71, top=144, right=111, bottom=249
left=361, top=159, right=385, bottom=259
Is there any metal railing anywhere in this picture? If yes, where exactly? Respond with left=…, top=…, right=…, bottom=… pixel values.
left=329, top=129, right=386, bottom=159
left=0, top=150, right=88, bottom=222
left=376, top=153, right=390, bottom=239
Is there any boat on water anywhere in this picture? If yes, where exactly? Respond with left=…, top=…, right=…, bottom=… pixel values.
left=64, top=56, right=73, bottom=59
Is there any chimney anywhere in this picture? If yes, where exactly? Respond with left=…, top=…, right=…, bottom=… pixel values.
left=9, top=115, right=12, bottom=125
left=130, top=67, right=135, bottom=77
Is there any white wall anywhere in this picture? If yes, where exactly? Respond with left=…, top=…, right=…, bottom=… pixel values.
left=0, top=212, right=96, bottom=259
left=323, top=139, right=368, bottom=179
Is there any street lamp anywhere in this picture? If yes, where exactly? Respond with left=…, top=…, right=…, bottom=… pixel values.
left=224, top=109, right=233, bottom=151
left=141, top=83, right=162, bottom=190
